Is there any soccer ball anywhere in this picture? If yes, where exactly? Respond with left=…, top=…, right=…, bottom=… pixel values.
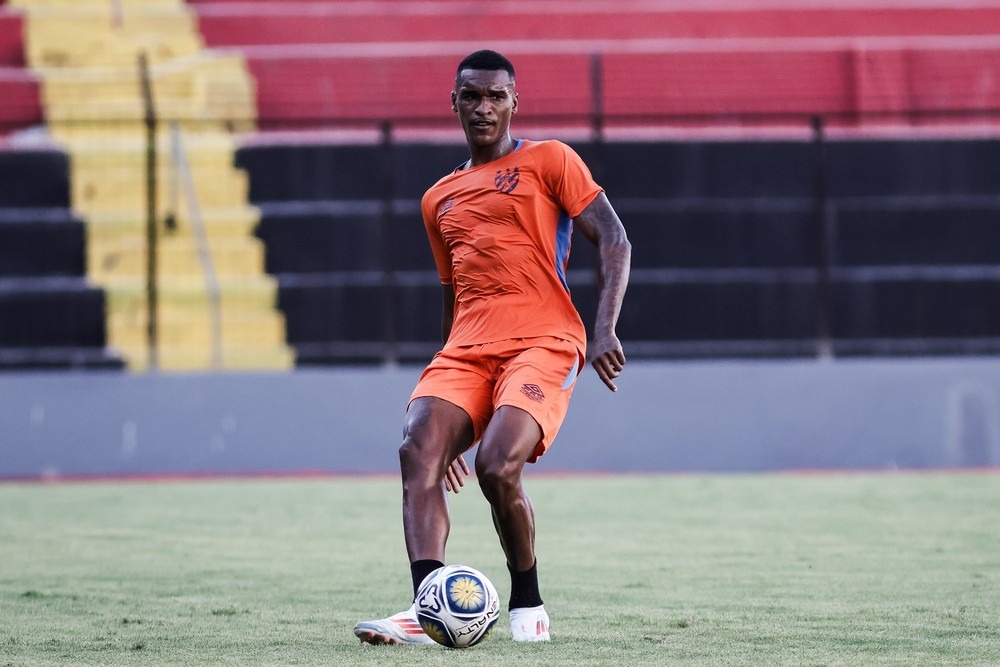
left=414, top=564, right=500, bottom=648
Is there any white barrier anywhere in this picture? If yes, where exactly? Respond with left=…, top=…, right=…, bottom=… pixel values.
left=2, top=358, right=999, bottom=479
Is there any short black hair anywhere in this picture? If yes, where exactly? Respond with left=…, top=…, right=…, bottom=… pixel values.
left=456, top=50, right=515, bottom=81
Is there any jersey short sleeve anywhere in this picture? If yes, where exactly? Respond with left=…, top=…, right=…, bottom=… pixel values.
left=531, top=141, right=603, bottom=219
left=421, top=191, right=453, bottom=284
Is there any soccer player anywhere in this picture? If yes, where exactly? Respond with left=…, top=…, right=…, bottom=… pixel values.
left=354, top=49, right=631, bottom=645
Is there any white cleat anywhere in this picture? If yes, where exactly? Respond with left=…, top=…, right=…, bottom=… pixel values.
left=354, top=604, right=435, bottom=646
left=509, top=604, right=550, bottom=642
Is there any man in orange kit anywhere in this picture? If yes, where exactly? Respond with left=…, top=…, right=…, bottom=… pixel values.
left=355, top=49, right=631, bottom=645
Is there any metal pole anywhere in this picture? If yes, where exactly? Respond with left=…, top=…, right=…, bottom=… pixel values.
left=811, top=115, right=833, bottom=359
left=139, top=52, right=158, bottom=371
left=589, top=51, right=604, bottom=143
left=379, top=120, right=397, bottom=365
left=170, top=122, right=223, bottom=370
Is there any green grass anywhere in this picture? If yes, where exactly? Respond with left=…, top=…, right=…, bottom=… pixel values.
left=0, top=473, right=997, bottom=666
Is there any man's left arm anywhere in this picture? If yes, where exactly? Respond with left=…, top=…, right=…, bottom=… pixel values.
left=573, top=192, right=632, bottom=392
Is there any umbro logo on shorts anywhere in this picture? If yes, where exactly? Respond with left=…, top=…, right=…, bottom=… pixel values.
left=520, top=383, right=545, bottom=402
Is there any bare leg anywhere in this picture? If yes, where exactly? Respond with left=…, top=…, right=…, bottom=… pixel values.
left=474, top=405, right=543, bottom=571
left=399, top=397, right=475, bottom=563
left=354, top=398, right=472, bottom=645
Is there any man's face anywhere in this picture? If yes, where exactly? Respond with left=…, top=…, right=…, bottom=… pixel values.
left=452, top=68, right=518, bottom=148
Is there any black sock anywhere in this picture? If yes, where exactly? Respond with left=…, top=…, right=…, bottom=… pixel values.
left=508, top=560, right=543, bottom=610
left=411, top=559, right=445, bottom=599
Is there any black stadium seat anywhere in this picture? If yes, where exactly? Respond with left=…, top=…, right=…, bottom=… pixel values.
left=235, top=135, right=1000, bottom=363
left=0, top=148, right=123, bottom=370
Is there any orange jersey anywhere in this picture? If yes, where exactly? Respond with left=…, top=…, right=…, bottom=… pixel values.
left=420, top=139, right=603, bottom=352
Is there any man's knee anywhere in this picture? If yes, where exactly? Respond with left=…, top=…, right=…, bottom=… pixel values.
left=398, top=434, right=421, bottom=467
left=475, top=452, right=520, bottom=499
left=399, top=417, right=472, bottom=484
left=398, top=432, right=443, bottom=477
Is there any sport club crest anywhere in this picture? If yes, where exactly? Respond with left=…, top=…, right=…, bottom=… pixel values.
left=494, top=167, right=520, bottom=194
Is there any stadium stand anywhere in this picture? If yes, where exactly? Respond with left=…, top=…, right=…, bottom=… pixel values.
left=237, top=141, right=462, bottom=363
left=6, top=0, right=294, bottom=371
left=0, top=148, right=124, bottom=369
left=826, top=139, right=1000, bottom=354
left=188, top=1, right=1000, bottom=132
left=6, top=0, right=1000, bottom=368
left=0, top=2, right=119, bottom=369
left=205, top=0, right=1000, bottom=363
left=237, top=135, right=1000, bottom=362
left=235, top=139, right=825, bottom=362
left=191, top=3, right=1000, bottom=44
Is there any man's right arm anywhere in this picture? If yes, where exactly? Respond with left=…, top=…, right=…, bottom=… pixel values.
left=572, top=192, right=631, bottom=392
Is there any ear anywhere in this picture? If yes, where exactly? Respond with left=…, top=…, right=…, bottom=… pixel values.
left=451, top=90, right=458, bottom=112
left=511, top=91, right=518, bottom=114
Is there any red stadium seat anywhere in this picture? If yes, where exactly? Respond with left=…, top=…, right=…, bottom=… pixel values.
left=246, top=47, right=593, bottom=128
left=192, top=3, right=1000, bottom=45
left=187, top=1, right=1000, bottom=133
left=0, top=68, right=42, bottom=136
left=0, top=9, right=25, bottom=66
left=0, top=6, right=41, bottom=136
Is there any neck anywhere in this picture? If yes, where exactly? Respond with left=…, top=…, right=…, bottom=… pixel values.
left=467, top=134, right=516, bottom=167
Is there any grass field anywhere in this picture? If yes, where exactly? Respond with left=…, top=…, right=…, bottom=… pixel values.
left=1, top=472, right=997, bottom=666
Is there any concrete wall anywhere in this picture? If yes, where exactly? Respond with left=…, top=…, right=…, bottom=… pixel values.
left=2, top=357, right=999, bottom=479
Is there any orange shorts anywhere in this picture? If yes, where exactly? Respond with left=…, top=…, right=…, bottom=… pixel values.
left=409, top=336, right=585, bottom=463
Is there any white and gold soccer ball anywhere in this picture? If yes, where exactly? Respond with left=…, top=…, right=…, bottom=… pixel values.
left=415, top=564, right=500, bottom=648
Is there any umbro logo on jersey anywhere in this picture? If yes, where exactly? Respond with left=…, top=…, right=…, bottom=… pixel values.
left=438, top=198, right=455, bottom=218
left=495, top=167, right=520, bottom=194
left=520, top=383, right=545, bottom=402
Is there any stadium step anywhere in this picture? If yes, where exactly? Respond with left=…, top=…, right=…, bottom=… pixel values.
left=253, top=204, right=433, bottom=274
left=85, top=206, right=260, bottom=241
left=13, top=1, right=200, bottom=69
left=103, top=274, right=279, bottom=315
left=0, top=147, right=71, bottom=207
left=122, top=342, right=294, bottom=372
left=0, top=345, right=125, bottom=370
left=68, top=132, right=248, bottom=172
left=831, top=273, right=1000, bottom=342
left=101, top=275, right=289, bottom=370
left=107, top=309, right=286, bottom=349
left=40, top=53, right=254, bottom=126
left=0, top=207, right=86, bottom=278
left=0, top=144, right=119, bottom=369
left=71, top=164, right=249, bottom=213
left=11, top=0, right=290, bottom=371
left=272, top=273, right=441, bottom=365
left=0, top=276, right=110, bottom=348
left=87, top=235, right=266, bottom=281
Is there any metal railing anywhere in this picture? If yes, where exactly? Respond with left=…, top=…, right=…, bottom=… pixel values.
left=138, top=54, right=223, bottom=371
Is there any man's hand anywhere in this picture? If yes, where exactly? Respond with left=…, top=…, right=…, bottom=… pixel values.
left=444, top=453, right=470, bottom=493
left=590, top=332, right=626, bottom=392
